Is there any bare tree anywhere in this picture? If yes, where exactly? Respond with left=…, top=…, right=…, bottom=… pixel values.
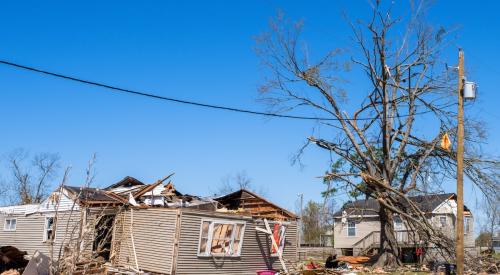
left=256, top=1, right=499, bottom=267
left=5, top=149, right=60, bottom=205
left=481, top=194, right=500, bottom=251
left=214, top=171, right=266, bottom=196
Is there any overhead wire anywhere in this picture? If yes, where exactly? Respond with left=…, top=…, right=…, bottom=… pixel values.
left=0, top=60, right=447, bottom=121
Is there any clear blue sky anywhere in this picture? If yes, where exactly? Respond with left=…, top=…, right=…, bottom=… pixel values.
left=0, top=1, right=498, bottom=233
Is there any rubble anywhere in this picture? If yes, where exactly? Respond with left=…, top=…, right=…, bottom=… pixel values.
left=0, top=246, right=28, bottom=273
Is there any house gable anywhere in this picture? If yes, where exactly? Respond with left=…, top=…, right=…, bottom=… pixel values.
left=215, top=189, right=298, bottom=221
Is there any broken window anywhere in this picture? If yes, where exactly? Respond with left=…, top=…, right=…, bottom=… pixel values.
left=44, top=216, right=55, bottom=242
left=198, top=220, right=245, bottom=257
left=439, top=216, right=447, bottom=228
left=347, top=220, right=356, bottom=237
left=270, top=224, right=286, bottom=256
left=4, top=218, right=16, bottom=231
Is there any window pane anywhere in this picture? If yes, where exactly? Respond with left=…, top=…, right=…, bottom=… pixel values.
left=234, top=224, right=244, bottom=240
left=232, top=240, right=241, bottom=255
left=10, top=219, right=16, bottom=230
left=211, top=224, right=229, bottom=254
left=199, top=237, right=208, bottom=254
left=201, top=221, right=210, bottom=238
left=394, top=216, right=402, bottom=230
left=439, top=217, right=446, bottom=227
left=348, top=227, right=355, bottom=236
left=47, top=217, right=54, bottom=229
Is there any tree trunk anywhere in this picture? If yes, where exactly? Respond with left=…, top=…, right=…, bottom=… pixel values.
left=375, top=204, right=402, bottom=267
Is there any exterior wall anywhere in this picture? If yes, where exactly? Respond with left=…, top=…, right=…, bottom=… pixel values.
left=174, top=210, right=298, bottom=275
left=112, top=208, right=179, bottom=274
left=0, top=210, right=81, bottom=259
left=333, top=216, right=380, bottom=249
left=334, top=211, right=475, bottom=256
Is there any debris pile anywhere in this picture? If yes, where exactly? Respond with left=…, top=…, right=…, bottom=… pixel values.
left=0, top=246, right=28, bottom=273
left=466, top=253, right=500, bottom=274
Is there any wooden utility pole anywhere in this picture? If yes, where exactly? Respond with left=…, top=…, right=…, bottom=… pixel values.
left=298, top=193, right=303, bottom=246
left=456, top=49, right=465, bottom=275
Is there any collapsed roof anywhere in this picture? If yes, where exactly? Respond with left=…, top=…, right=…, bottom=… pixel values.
left=104, top=176, right=145, bottom=191
left=64, top=186, right=128, bottom=206
left=215, top=189, right=298, bottom=220
left=3, top=175, right=297, bottom=221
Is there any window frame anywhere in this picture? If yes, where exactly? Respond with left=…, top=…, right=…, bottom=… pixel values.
left=439, top=216, right=447, bottom=228
left=3, top=218, right=17, bottom=231
left=393, top=216, right=403, bottom=230
left=197, top=219, right=246, bottom=257
left=464, top=216, right=471, bottom=234
left=43, top=216, right=56, bottom=242
left=347, top=220, right=356, bottom=237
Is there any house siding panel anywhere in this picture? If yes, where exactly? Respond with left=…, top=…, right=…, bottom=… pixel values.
left=175, top=210, right=298, bottom=275
left=0, top=210, right=81, bottom=259
left=113, top=208, right=178, bottom=274
left=333, top=217, right=380, bottom=249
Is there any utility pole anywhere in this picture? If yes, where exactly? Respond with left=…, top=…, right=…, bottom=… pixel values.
left=456, top=49, right=465, bottom=275
left=298, top=193, right=304, bottom=247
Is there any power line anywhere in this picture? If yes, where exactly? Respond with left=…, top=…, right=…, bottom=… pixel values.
left=0, top=60, right=444, bottom=121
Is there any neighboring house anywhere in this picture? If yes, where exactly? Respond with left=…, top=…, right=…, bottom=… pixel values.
left=332, top=193, right=474, bottom=263
left=0, top=177, right=298, bottom=274
left=492, top=234, right=500, bottom=253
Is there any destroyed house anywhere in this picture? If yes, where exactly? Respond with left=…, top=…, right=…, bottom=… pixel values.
left=332, top=193, right=475, bottom=262
left=0, top=177, right=299, bottom=274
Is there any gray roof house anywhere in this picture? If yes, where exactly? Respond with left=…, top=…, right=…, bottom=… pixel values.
left=332, top=193, right=475, bottom=263
left=0, top=177, right=299, bottom=274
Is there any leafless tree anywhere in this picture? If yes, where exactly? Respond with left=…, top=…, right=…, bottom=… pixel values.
left=214, top=171, right=267, bottom=196
left=481, top=194, right=500, bottom=251
left=256, top=1, right=499, bottom=267
left=5, top=149, right=60, bottom=205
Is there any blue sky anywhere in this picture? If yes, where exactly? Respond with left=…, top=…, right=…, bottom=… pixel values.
left=0, top=1, right=498, bottom=234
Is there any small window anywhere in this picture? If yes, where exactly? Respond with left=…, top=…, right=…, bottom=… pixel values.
left=439, top=216, right=447, bottom=228
left=464, top=217, right=471, bottom=234
left=4, top=218, right=17, bottom=231
left=347, top=220, right=356, bottom=237
left=393, top=216, right=403, bottom=230
left=271, top=224, right=287, bottom=256
left=198, top=220, right=245, bottom=257
left=44, top=217, right=55, bottom=242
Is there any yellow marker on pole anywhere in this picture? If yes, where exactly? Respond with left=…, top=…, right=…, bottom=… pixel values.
left=441, top=132, right=451, bottom=151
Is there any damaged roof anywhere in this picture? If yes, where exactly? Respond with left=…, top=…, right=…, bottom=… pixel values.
left=64, top=186, right=128, bottom=205
left=333, top=193, right=470, bottom=217
left=104, top=176, right=145, bottom=190
left=215, top=189, right=298, bottom=220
